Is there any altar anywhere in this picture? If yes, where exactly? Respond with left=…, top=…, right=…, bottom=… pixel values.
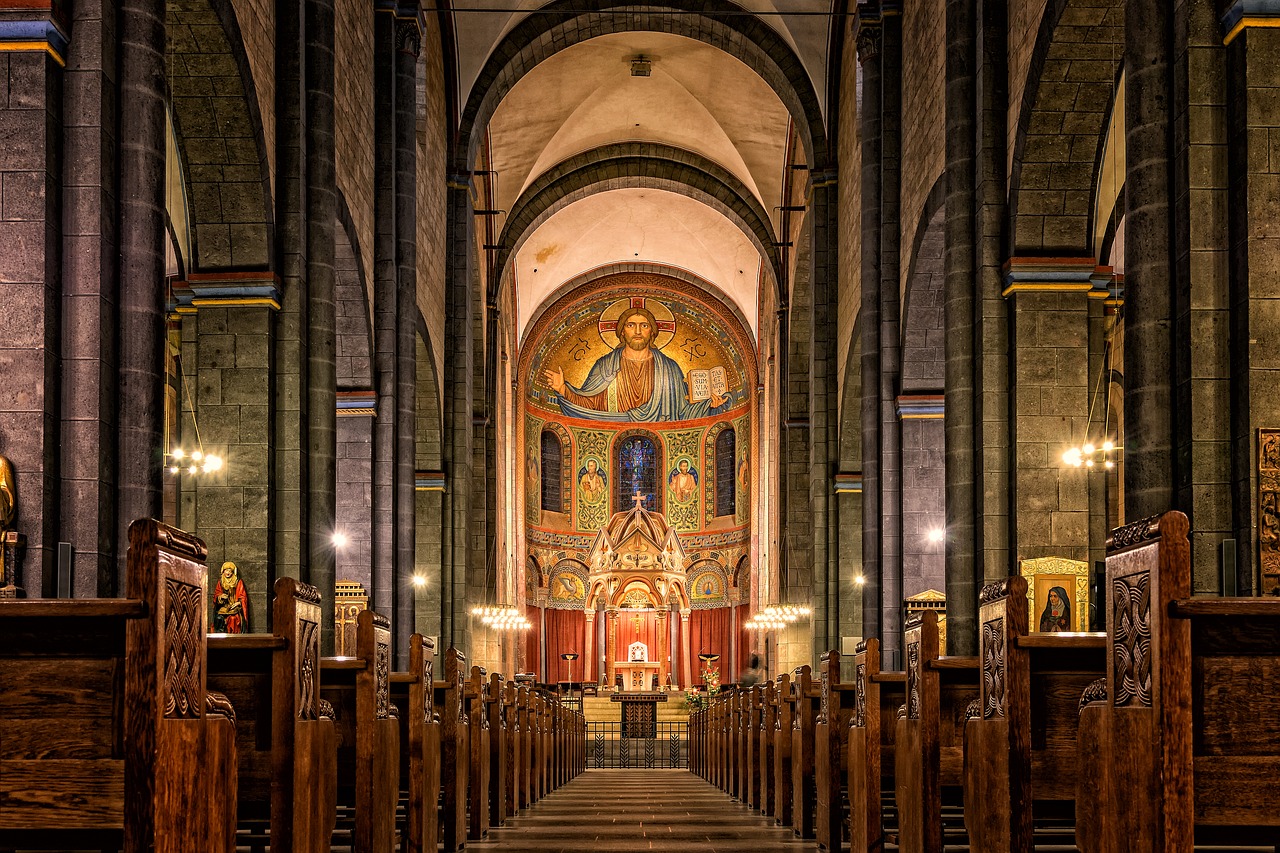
left=615, top=641, right=662, bottom=691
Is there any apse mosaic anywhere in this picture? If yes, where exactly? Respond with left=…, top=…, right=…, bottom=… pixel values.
left=527, top=283, right=750, bottom=426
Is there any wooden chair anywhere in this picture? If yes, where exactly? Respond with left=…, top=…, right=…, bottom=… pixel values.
left=321, top=609, right=399, bottom=853
left=815, top=650, right=858, bottom=851
left=0, top=517, right=238, bottom=852
left=894, top=610, right=979, bottom=852
left=1076, top=511, right=1280, bottom=851
left=206, top=576, right=338, bottom=853
left=962, top=576, right=1105, bottom=852
left=791, top=665, right=821, bottom=838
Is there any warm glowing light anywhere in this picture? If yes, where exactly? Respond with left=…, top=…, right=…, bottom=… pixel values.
left=855, top=575, right=866, bottom=585
left=927, top=528, right=945, bottom=544
left=1104, top=460, right=1115, bottom=469
left=169, top=466, right=180, bottom=474
left=332, top=531, right=349, bottom=548
left=1101, top=440, right=1114, bottom=452
left=1082, top=443, right=1095, bottom=455
left=188, top=465, right=199, bottom=475
left=172, top=448, right=185, bottom=459
left=411, top=575, right=428, bottom=588
left=191, top=450, right=203, bottom=461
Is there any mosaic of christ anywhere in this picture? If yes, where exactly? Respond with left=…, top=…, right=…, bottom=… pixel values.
left=535, top=295, right=745, bottom=424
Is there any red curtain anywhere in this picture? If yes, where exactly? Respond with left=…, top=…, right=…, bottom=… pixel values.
left=615, top=610, right=659, bottom=663
left=524, top=605, right=541, bottom=678
left=543, top=608, right=586, bottom=683
left=689, top=607, right=731, bottom=684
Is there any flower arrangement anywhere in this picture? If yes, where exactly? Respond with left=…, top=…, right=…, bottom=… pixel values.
left=702, top=662, right=720, bottom=695
left=683, top=688, right=705, bottom=711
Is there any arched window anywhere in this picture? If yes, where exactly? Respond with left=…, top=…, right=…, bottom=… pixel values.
left=715, top=428, right=736, bottom=517
left=540, top=429, right=563, bottom=513
left=615, top=435, right=658, bottom=512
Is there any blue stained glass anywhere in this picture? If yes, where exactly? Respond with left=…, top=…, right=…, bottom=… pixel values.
left=616, top=436, right=658, bottom=512
left=715, top=428, right=736, bottom=517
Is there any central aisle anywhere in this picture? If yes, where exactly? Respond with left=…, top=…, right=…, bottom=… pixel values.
left=467, top=769, right=818, bottom=852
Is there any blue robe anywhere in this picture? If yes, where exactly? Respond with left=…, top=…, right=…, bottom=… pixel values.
left=553, top=346, right=731, bottom=422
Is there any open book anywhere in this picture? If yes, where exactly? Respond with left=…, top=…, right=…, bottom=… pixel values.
left=688, top=366, right=728, bottom=402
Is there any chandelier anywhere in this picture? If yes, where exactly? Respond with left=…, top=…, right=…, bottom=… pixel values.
left=744, top=604, right=812, bottom=631
left=470, top=605, right=531, bottom=631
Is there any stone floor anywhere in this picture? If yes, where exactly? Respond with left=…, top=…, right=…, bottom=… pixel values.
left=467, top=769, right=818, bottom=852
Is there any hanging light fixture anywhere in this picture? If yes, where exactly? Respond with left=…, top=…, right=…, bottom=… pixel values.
left=1061, top=300, right=1122, bottom=472
left=743, top=604, right=812, bottom=631
left=165, top=354, right=224, bottom=477
left=470, top=605, right=532, bottom=631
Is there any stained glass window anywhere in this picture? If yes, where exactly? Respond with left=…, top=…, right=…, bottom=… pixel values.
left=615, top=435, right=658, bottom=512
left=541, top=430, right=563, bottom=513
left=715, top=428, right=736, bottom=517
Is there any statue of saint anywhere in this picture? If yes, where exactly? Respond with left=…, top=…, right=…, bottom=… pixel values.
left=543, top=306, right=730, bottom=423
left=0, top=452, right=20, bottom=595
left=212, top=561, right=251, bottom=634
left=0, top=452, right=15, bottom=536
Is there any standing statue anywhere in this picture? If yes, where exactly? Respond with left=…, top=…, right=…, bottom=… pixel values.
left=0, top=451, right=14, bottom=535
left=212, top=561, right=251, bottom=633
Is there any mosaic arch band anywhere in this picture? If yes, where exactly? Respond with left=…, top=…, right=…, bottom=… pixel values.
left=542, top=297, right=733, bottom=423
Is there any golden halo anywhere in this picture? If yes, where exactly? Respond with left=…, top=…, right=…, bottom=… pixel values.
left=598, top=297, right=676, bottom=350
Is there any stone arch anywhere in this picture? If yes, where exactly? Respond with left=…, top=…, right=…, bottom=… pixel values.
left=166, top=0, right=273, bottom=271
left=1009, top=0, right=1124, bottom=255
left=900, top=183, right=946, bottom=393
left=458, top=0, right=830, bottom=173
left=494, top=145, right=783, bottom=300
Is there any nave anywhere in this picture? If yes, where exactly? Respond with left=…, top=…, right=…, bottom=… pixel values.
left=468, top=770, right=813, bottom=853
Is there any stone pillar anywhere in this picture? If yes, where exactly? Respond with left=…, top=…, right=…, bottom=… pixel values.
left=583, top=610, right=594, bottom=683
left=116, top=0, right=166, bottom=584
left=856, top=8, right=884, bottom=652
left=61, top=0, right=118, bottom=596
left=1005, top=260, right=1095, bottom=564
left=656, top=610, right=668, bottom=687
left=1124, top=0, right=1177, bottom=519
left=944, top=0, right=978, bottom=654
left=273, top=0, right=308, bottom=586
left=0, top=19, right=65, bottom=593
left=680, top=609, right=692, bottom=688
left=304, top=0, right=337, bottom=652
left=975, top=0, right=1012, bottom=585
left=810, top=178, right=840, bottom=658
left=606, top=608, right=618, bottom=687
left=441, top=177, right=475, bottom=647
left=393, top=13, right=421, bottom=667
left=668, top=603, right=679, bottom=689
left=878, top=7, right=904, bottom=668
left=370, top=8, right=396, bottom=635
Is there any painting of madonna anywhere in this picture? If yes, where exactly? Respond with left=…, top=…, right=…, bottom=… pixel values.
left=1038, top=585, right=1072, bottom=632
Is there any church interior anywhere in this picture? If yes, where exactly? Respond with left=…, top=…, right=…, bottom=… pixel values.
left=3, top=0, right=1280, bottom=849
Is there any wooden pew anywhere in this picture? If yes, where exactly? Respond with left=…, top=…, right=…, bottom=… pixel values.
left=746, top=685, right=763, bottom=810
left=759, top=680, right=778, bottom=817
left=206, top=577, right=338, bottom=853
left=791, top=665, right=821, bottom=838
left=321, top=609, right=400, bottom=853
left=487, top=672, right=509, bottom=827
left=772, top=673, right=795, bottom=826
left=815, top=650, right=858, bottom=851
left=848, top=639, right=903, bottom=853
left=465, top=666, right=491, bottom=840
left=894, top=609, right=979, bottom=853
left=0, top=517, right=237, bottom=852
left=962, top=576, right=1105, bottom=852
left=397, top=634, right=441, bottom=853
left=501, top=681, right=521, bottom=817
left=436, top=647, right=469, bottom=852
left=515, top=682, right=532, bottom=809
left=1076, top=511, right=1280, bottom=851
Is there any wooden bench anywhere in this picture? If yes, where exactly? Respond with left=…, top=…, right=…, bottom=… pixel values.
left=436, top=648, right=469, bottom=852
left=791, top=665, right=821, bottom=838
left=1077, top=510, right=1280, bottom=851
left=772, top=673, right=795, bottom=826
left=0, top=517, right=237, bottom=852
left=321, top=608, right=400, bottom=853
left=465, top=666, right=490, bottom=840
left=815, top=650, right=858, bottom=851
left=388, top=633, right=439, bottom=853
left=745, top=685, right=764, bottom=810
left=206, top=577, right=338, bottom=853
left=963, top=575, right=1105, bottom=852
left=486, top=672, right=509, bottom=827
left=758, top=680, right=778, bottom=817
left=894, top=609, right=978, bottom=853
left=848, top=639, right=905, bottom=853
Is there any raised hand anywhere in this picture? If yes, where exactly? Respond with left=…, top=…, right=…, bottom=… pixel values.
left=543, top=365, right=566, bottom=395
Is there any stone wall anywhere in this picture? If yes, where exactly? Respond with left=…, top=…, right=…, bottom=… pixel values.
left=900, top=1, right=945, bottom=295
left=1008, top=0, right=1049, bottom=180
left=334, top=0, right=374, bottom=290
left=227, top=0, right=275, bottom=184
left=836, top=22, right=861, bottom=421
left=336, top=416, right=373, bottom=590
left=417, top=13, right=448, bottom=390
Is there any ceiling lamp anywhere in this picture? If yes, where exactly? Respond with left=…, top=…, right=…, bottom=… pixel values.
left=630, top=55, right=652, bottom=77
left=744, top=604, right=812, bottom=631
left=471, top=605, right=531, bottom=631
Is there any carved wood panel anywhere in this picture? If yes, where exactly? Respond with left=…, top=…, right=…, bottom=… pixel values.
left=298, top=617, right=319, bottom=720
left=853, top=662, right=867, bottom=728
left=906, top=640, right=921, bottom=720
left=982, top=617, right=1006, bottom=720
left=1112, top=570, right=1152, bottom=707
left=376, top=637, right=392, bottom=719
left=164, top=576, right=204, bottom=719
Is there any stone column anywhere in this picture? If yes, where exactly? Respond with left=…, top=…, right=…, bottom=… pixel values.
left=273, top=0, right=308, bottom=585
left=0, top=19, right=64, bottom=593
left=878, top=7, right=904, bottom=668
left=680, top=609, right=692, bottom=688
left=116, top=0, right=166, bottom=584
left=656, top=610, right=668, bottom=688
left=1124, top=0, right=1177, bottom=519
left=304, top=0, right=337, bottom=652
left=668, top=603, right=679, bottom=689
left=393, top=13, right=421, bottom=668
left=975, top=0, right=1012, bottom=584
left=856, top=9, right=884, bottom=651
left=583, top=610, right=595, bottom=683
left=61, top=0, right=118, bottom=596
left=606, top=608, right=619, bottom=687
left=810, top=179, right=840, bottom=658
left=944, top=0, right=978, bottom=654
left=370, top=8, right=396, bottom=635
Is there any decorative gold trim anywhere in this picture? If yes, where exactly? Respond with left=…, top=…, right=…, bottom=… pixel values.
left=0, top=41, right=64, bottom=65
left=1001, top=281, right=1094, bottom=297
left=1224, top=16, right=1280, bottom=45
left=190, top=296, right=282, bottom=310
